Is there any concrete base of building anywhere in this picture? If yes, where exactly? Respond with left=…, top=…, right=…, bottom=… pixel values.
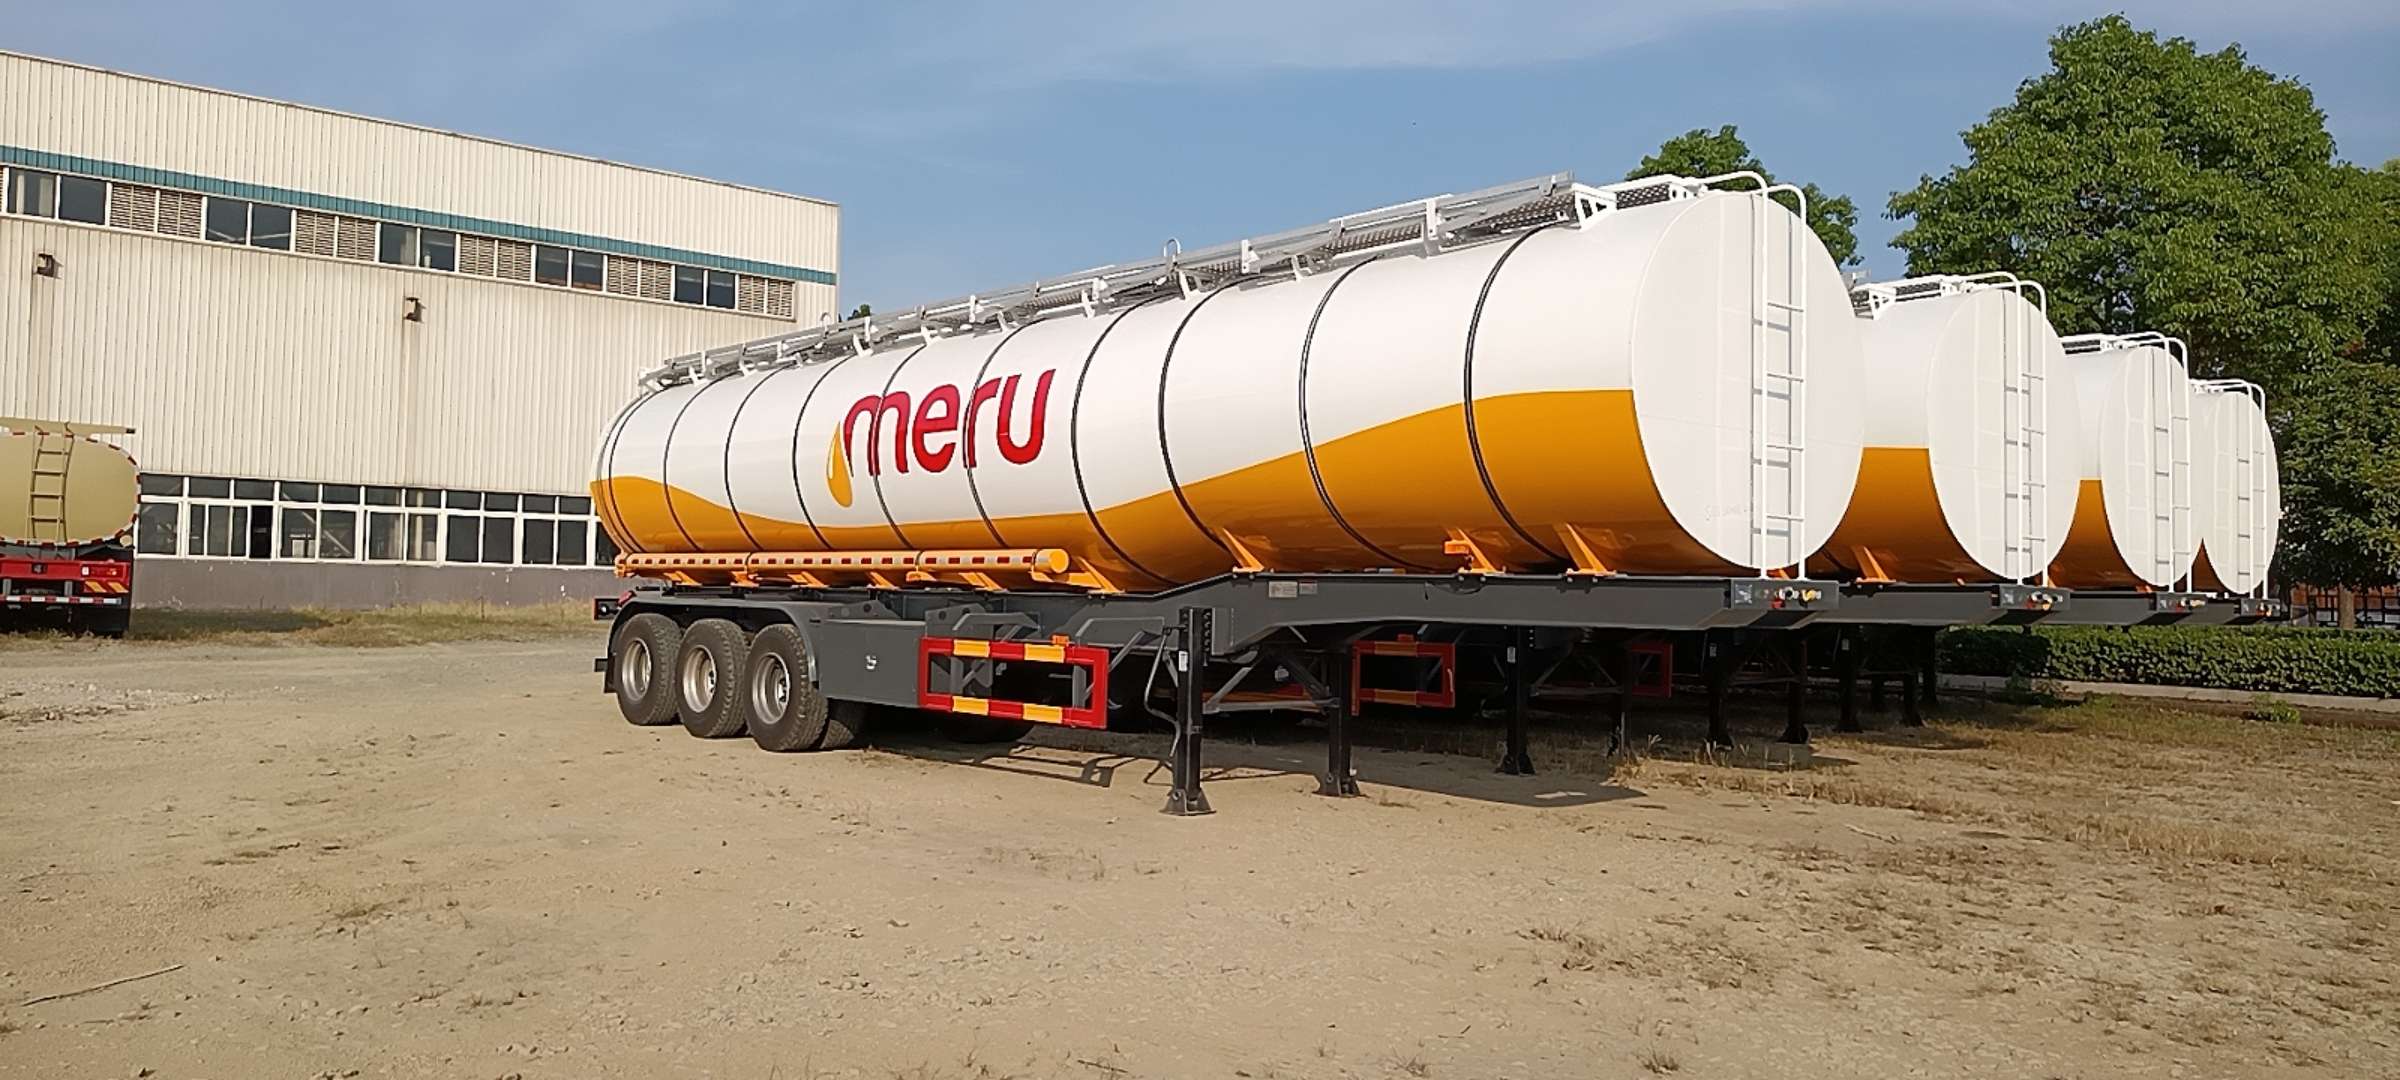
left=134, top=559, right=620, bottom=610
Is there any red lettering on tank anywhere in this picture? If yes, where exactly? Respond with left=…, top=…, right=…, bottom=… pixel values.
left=841, top=390, right=912, bottom=475
left=995, top=370, right=1054, bottom=466
left=840, top=368, right=1055, bottom=479
left=912, top=384, right=961, bottom=472
left=963, top=377, right=1005, bottom=468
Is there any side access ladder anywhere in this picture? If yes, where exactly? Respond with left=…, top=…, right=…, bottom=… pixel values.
left=1748, top=184, right=1810, bottom=577
left=26, top=431, right=74, bottom=545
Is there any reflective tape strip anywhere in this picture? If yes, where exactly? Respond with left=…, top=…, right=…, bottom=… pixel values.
left=1, top=594, right=124, bottom=606
left=951, top=639, right=991, bottom=658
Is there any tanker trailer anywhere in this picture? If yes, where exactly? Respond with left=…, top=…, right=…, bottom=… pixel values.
left=1823, top=275, right=2082, bottom=583
left=2049, top=333, right=2198, bottom=588
left=2187, top=380, right=2281, bottom=595
left=595, top=173, right=1865, bottom=586
left=1, top=416, right=139, bottom=635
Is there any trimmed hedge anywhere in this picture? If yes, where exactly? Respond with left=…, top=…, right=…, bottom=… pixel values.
left=1939, top=624, right=2400, bottom=699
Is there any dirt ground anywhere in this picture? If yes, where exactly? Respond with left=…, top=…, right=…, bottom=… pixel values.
left=2, top=632, right=2395, bottom=1079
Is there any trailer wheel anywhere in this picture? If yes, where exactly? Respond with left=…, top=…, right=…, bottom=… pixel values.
left=817, top=699, right=871, bottom=751
left=745, top=624, right=830, bottom=752
left=612, top=613, right=683, bottom=726
left=937, top=714, right=1037, bottom=744
left=675, top=619, right=750, bottom=738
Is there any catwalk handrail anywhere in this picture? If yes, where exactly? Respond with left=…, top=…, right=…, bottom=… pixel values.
left=635, top=171, right=1779, bottom=389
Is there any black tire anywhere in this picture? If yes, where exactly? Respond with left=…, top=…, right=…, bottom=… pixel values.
left=675, top=619, right=750, bottom=739
left=817, top=699, right=871, bottom=750
left=938, top=714, right=1037, bottom=744
left=612, top=613, right=683, bottom=726
left=745, top=624, right=831, bottom=752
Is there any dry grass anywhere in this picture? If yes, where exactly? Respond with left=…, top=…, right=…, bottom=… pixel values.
left=1635, top=1046, right=1681, bottom=1074
left=0, top=601, right=596, bottom=649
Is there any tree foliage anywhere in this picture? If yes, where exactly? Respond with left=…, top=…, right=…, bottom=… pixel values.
left=1888, top=16, right=2400, bottom=586
left=1627, top=125, right=1860, bottom=267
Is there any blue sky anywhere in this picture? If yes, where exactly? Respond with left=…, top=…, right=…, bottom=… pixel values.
left=11, top=1, right=2398, bottom=317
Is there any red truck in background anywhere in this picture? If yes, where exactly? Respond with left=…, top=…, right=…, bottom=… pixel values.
left=1, top=416, right=139, bottom=637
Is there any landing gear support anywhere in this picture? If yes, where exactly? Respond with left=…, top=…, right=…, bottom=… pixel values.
left=1162, top=606, right=1214, bottom=817
left=1498, top=628, right=1536, bottom=776
left=1834, top=628, right=1864, bottom=734
left=1779, top=634, right=1810, bottom=745
left=1316, top=643, right=1361, bottom=797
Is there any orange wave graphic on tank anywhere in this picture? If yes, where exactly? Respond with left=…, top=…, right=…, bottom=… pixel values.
left=826, top=427, right=854, bottom=508
left=1821, top=447, right=1980, bottom=581
left=598, top=389, right=1744, bottom=579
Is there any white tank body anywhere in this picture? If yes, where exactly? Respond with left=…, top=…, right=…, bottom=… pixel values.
left=2051, top=335, right=2197, bottom=588
left=594, top=182, right=1867, bottom=584
left=1823, top=280, right=2082, bottom=581
left=2189, top=382, right=2281, bottom=594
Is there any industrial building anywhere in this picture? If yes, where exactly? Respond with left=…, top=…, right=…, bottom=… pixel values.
left=0, top=51, right=839, bottom=607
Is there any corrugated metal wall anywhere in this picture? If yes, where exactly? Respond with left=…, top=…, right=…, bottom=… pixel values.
left=0, top=220, right=824, bottom=494
left=0, top=51, right=842, bottom=498
left=0, top=52, right=838, bottom=278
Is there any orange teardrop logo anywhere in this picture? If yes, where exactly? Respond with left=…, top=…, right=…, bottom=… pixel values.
left=826, top=426, right=854, bottom=507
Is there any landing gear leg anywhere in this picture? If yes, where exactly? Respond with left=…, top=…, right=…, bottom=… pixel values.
left=1609, top=638, right=1634, bottom=757
left=1498, top=629, right=1535, bottom=776
left=1779, top=634, right=1810, bottom=745
left=1835, top=628, right=1863, bottom=734
left=1316, top=643, right=1360, bottom=797
left=1705, top=631, right=1735, bottom=750
left=1162, top=606, right=1213, bottom=817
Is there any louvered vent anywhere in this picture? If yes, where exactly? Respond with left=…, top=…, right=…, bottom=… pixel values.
left=335, top=217, right=376, bottom=260
left=108, top=184, right=159, bottom=232
left=293, top=211, right=338, bottom=256
left=156, top=190, right=204, bottom=238
left=604, top=255, right=641, bottom=296
left=762, top=280, right=795, bottom=319
left=495, top=239, right=533, bottom=280
left=459, top=235, right=497, bottom=276
left=735, top=274, right=766, bottom=314
left=638, top=260, right=672, bottom=301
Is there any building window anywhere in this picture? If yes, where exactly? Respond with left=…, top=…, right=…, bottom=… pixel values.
left=234, top=478, right=274, bottom=500
left=534, top=245, right=571, bottom=286
left=445, top=514, right=481, bottom=562
left=186, top=504, right=246, bottom=558
left=521, top=518, right=555, bottom=565
left=57, top=175, right=107, bottom=225
left=481, top=517, right=516, bottom=563
left=595, top=530, right=619, bottom=565
left=249, top=203, right=292, bottom=250
left=280, top=507, right=321, bottom=559
left=139, top=474, right=185, bottom=497
left=673, top=265, right=705, bottom=305
left=137, top=502, right=179, bottom=555
left=6, top=169, right=58, bottom=216
left=420, top=229, right=458, bottom=271
left=706, top=270, right=737, bottom=309
left=556, top=519, right=589, bottom=566
left=570, top=250, right=605, bottom=291
left=204, top=197, right=250, bottom=243
left=378, top=222, right=418, bottom=266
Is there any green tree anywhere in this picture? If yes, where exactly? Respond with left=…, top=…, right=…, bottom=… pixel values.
left=846, top=303, right=873, bottom=320
left=1628, top=124, right=1860, bottom=267
left=1887, top=16, right=2400, bottom=589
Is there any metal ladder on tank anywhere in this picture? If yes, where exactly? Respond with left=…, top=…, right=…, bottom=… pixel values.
left=1994, top=278, right=2050, bottom=583
left=1747, top=184, right=1810, bottom=577
left=26, top=431, right=74, bottom=544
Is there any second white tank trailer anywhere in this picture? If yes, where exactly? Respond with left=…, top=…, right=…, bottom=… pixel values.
left=589, top=169, right=2289, bottom=814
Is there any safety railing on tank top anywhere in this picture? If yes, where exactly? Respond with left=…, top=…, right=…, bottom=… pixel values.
left=635, top=172, right=1810, bottom=397
left=1850, top=272, right=2055, bottom=585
